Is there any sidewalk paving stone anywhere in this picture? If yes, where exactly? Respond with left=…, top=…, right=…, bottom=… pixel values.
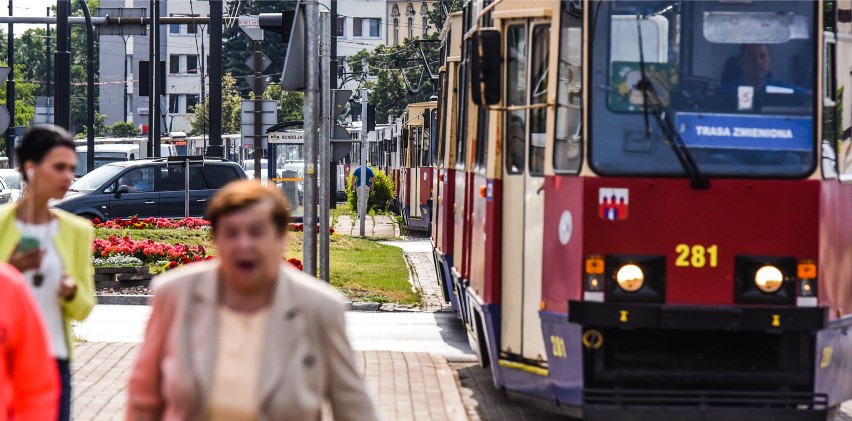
left=72, top=343, right=469, bottom=420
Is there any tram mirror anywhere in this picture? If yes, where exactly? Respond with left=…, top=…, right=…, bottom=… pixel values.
left=471, top=29, right=502, bottom=106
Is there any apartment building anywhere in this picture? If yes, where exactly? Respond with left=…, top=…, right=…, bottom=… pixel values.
left=98, top=0, right=209, bottom=133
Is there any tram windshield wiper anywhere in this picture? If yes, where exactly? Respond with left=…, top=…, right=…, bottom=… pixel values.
left=635, top=11, right=709, bottom=190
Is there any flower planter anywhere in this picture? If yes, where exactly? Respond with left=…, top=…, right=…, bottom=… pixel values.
left=94, top=266, right=152, bottom=289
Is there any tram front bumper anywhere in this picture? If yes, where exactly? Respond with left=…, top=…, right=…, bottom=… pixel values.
left=568, top=301, right=829, bottom=419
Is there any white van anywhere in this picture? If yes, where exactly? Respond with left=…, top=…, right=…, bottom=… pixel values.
left=75, top=144, right=176, bottom=177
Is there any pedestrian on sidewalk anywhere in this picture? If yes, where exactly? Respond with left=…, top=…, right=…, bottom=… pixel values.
left=353, top=164, right=375, bottom=215
left=127, top=180, right=380, bottom=421
left=0, top=125, right=96, bottom=421
left=0, top=262, right=60, bottom=421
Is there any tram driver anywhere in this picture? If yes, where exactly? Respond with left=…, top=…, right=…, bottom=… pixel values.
left=719, top=43, right=811, bottom=112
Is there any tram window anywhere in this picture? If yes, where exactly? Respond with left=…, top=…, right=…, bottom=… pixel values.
left=422, top=129, right=431, bottom=167
left=554, top=9, right=583, bottom=174
left=505, top=24, right=527, bottom=175
left=474, top=107, right=488, bottom=168
left=529, top=24, right=550, bottom=177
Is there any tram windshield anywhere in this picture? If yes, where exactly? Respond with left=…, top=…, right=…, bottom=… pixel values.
left=590, top=1, right=816, bottom=178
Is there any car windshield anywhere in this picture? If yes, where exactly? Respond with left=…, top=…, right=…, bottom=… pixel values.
left=70, top=164, right=124, bottom=191
left=76, top=153, right=129, bottom=177
left=0, top=171, right=21, bottom=189
left=590, top=0, right=816, bottom=178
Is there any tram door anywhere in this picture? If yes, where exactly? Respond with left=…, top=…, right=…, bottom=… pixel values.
left=410, top=124, right=422, bottom=219
left=500, top=21, right=549, bottom=362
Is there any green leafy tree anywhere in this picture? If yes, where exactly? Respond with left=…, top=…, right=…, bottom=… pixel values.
left=222, top=1, right=294, bottom=96
left=0, top=64, right=41, bottom=127
left=346, top=167, right=395, bottom=212
left=261, top=83, right=304, bottom=122
left=190, top=73, right=242, bottom=136
left=345, top=34, right=441, bottom=124
left=108, top=121, right=140, bottom=137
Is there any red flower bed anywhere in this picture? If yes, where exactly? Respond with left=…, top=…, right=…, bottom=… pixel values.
left=287, top=258, right=303, bottom=271
left=288, top=223, right=335, bottom=234
left=93, top=216, right=210, bottom=230
left=94, top=217, right=333, bottom=234
left=92, top=235, right=207, bottom=267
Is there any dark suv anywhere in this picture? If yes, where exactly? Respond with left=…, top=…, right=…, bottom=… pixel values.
left=53, top=158, right=246, bottom=221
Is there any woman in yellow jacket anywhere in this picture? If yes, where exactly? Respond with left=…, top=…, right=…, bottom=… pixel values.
left=0, top=125, right=95, bottom=421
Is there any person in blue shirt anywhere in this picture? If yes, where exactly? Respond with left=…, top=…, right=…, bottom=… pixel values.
left=720, top=44, right=811, bottom=111
left=123, top=170, right=150, bottom=192
left=352, top=165, right=375, bottom=207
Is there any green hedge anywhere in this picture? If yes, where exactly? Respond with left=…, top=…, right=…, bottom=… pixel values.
left=346, top=167, right=394, bottom=212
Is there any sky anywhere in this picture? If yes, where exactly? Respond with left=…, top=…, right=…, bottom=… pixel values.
left=0, top=0, right=67, bottom=37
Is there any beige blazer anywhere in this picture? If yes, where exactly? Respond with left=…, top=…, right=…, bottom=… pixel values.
left=126, top=260, right=380, bottom=421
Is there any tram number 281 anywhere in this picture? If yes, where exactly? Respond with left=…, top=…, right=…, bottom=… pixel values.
left=674, top=244, right=719, bottom=268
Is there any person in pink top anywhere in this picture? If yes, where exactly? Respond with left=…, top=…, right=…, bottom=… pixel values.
left=0, top=262, right=59, bottom=421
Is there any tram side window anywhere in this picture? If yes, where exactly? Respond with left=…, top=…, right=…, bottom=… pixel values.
left=505, top=24, right=527, bottom=175
left=529, top=24, right=550, bottom=177
left=554, top=10, right=583, bottom=174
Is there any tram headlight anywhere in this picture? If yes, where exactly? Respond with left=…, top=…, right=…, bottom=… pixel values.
left=605, top=255, right=665, bottom=303
left=615, top=264, right=644, bottom=292
left=754, top=265, right=784, bottom=293
left=735, top=256, right=796, bottom=304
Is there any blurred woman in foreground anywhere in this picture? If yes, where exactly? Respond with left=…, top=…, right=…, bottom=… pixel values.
left=127, top=180, right=379, bottom=420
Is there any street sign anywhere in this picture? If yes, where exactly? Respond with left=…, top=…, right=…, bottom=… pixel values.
left=332, top=89, right=352, bottom=117
left=244, top=75, right=271, bottom=93
left=34, top=97, right=55, bottom=124
left=244, top=53, right=272, bottom=73
left=239, top=15, right=264, bottom=41
left=240, top=100, right=278, bottom=147
left=0, top=67, right=10, bottom=134
left=268, top=131, right=305, bottom=144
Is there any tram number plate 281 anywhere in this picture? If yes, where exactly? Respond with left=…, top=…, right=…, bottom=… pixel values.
left=674, top=244, right=719, bottom=268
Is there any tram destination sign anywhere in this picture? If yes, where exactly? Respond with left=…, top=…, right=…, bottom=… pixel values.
left=268, top=131, right=304, bottom=144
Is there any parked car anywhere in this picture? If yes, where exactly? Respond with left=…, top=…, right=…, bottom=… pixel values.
left=0, top=176, right=11, bottom=204
left=53, top=158, right=246, bottom=221
left=0, top=168, right=23, bottom=202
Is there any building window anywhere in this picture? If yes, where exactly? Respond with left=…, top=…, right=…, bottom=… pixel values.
left=393, top=17, right=399, bottom=45
left=421, top=3, right=429, bottom=36
left=366, top=18, right=380, bottom=38
left=186, top=94, right=199, bottom=112
left=408, top=17, right=414, bottom=38
left=169, top=55, right=180, bottom=74
left=169, top=95, right=180, bottom=114
left=353, top=17, right=363, bottom=37
left=187, top=15, right=199, bottom=34
left=336, top=16, right=345, bottom=37
left=187, top=55, right=198, bottom=74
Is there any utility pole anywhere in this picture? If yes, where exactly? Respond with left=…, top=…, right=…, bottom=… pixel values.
left=252, top=40, right=263, bottom=181
left=319, top=10, right=330, bottom=282
left=147, top=0, right=155, bottom=156
left=359, top=89, right=368, bottom=236
left=46, top=8, right=51, bottom=100
left=6, top=0, right=14, bottom=160
left=329, top=0, right=338, bottom=210
left=207, top=0, right=223, bottom=158
left=122, top=35, right=129, bottom=122
left=303, top=0, right=319, bottom=276
left=80, top=0, right=95, bottom=173
left=152, top=0, right=161, bottom=156
left=55, top=0, right=70, bottom=130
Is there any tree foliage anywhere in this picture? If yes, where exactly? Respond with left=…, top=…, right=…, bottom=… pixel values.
left=189, top=73, right=242, bottom=136
left=344, top=34, right=441, bottom=124
left=108, top=121, right=140, bottom=138
left=222, top=1, right=294, bottom=97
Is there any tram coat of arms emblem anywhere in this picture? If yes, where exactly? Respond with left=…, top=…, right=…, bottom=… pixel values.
left=598, top=188, right=629, bottom=221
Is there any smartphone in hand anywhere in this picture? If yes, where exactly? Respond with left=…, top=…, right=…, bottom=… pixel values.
left=17, top=235, right=41, bottom=253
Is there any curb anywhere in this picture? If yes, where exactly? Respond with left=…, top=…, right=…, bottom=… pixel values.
left=95, top=295, right=422, bottom=312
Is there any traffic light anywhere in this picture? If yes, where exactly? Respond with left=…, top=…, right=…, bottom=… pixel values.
left=259, top=2, right=306, bottom=91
